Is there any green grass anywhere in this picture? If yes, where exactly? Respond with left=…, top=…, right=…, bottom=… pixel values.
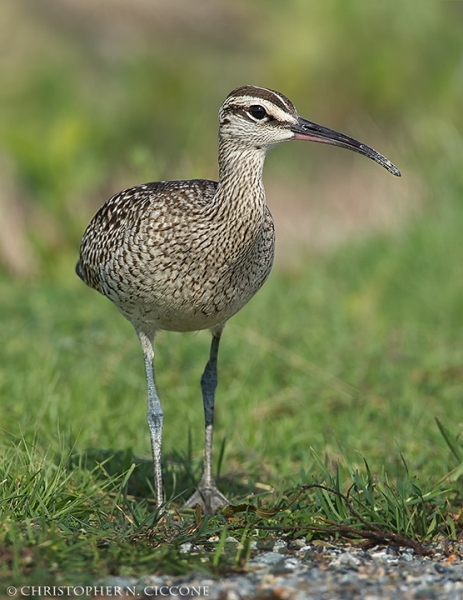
left=2, top=193, right=463, bottom=584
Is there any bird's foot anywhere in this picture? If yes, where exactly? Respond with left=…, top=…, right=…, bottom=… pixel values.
left=183, top=484, right=230, bottom=515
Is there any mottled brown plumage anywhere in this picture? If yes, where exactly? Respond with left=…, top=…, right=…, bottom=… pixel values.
left=77, top=178, right=275, bottom=333
left=77, top=85, right=400, bottom=514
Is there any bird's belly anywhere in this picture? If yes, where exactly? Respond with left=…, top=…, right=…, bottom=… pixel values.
left=84, top=203, right=276, bottom=333
left=102, top=251, right=274, bottom=333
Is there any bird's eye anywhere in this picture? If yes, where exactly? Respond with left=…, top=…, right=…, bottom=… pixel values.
left=248, top=105, right=267, bottom=120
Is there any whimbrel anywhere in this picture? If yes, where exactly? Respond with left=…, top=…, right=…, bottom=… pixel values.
left=76, top=85, right=400, bottom=514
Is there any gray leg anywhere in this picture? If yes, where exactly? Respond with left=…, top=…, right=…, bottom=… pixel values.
left=138, top=329, right=164, bottom=511
left=184, top=324, right=230, bottom=514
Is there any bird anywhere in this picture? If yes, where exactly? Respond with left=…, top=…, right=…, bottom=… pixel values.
left=76, top=85, right=400, bottom=515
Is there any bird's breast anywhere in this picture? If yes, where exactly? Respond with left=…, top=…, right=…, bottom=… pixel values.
left=78, top=182, right=275, bottom=333
left=101, top=214, right=274, bottom=332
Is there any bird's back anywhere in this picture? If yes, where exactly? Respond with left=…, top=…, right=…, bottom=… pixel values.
left=77, top=179, right=275, bottom=333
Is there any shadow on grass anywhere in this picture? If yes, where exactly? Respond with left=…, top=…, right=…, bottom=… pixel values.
left=65, top=446, right=250, bottom=509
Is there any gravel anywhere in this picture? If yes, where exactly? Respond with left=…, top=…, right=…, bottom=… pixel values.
left=104, top=540, right=463, bottom=599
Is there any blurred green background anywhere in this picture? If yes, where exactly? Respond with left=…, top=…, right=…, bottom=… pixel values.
left=1, top=0, right=461, bottom=278
left=2, top=0, right=463, bottom=493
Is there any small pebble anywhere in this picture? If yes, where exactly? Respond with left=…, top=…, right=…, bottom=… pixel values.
left=402, top=552, right=413, bottom=562
left=288, top=539, right=306, bottom=550
left=251, top=552, right=285, bottom=566
left=272, top=539, right=287, bottom=553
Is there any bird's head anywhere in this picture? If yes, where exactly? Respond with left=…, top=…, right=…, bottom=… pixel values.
left=219, top=85, right=401, bottom=176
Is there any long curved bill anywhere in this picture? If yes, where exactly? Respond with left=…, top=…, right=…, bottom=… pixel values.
left=292, top=116, right=401, bottom=177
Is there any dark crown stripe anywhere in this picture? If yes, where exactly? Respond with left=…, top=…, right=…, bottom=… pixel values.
left=226, top=85, right=295, bottom=114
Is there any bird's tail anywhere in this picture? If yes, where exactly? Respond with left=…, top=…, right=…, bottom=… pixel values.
left=75, top=260, right=85, bottom=282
